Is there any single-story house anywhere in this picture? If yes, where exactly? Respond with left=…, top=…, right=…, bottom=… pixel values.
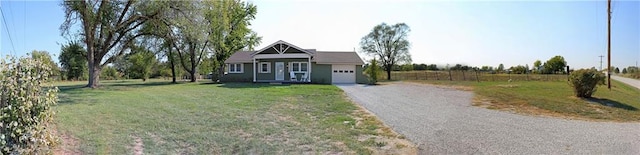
left=221, top=40, right=368, bottom=84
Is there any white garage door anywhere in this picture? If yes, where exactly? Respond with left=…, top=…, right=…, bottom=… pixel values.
left=332, top=65, right=356, bottom=84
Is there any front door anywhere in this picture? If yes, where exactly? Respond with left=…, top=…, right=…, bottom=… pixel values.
left=275, top=62, right=284, bottom=80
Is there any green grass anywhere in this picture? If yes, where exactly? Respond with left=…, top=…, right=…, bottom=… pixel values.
left=405, top=80, right=640, bottom=122
left=54, top=80, right=411, bottom=154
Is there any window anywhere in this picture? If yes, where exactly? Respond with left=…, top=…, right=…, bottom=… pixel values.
left=228, top=64, right=243, bottom=73
left=290, top=62, right=308, bottom=72
left=259, top=62, right=270, bottom=73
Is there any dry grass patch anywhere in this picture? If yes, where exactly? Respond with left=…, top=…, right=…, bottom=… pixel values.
left=407, top=80, right=640, bottom=122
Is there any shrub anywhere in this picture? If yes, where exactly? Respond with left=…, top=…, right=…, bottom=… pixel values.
left=568, top=69, right=605, bottom=98
left=1, top=56, right=59, bottom=154
left=365, top=58, right=381, bottom=85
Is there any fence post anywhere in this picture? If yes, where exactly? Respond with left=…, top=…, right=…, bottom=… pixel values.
left=425, top=72, right=428, bottom=80
left=546, top=74, right=549, bottom=81
left=448, top=70, right=452, bottom=81
left=415, top=72, right=418, bottom=80
left=436, top=71, right=439, bottom=80
left=526, top=72, right=529, bottom=81
left=462, top=71, right=466, bottom=81
left=475, top=71, right=480, bottom=82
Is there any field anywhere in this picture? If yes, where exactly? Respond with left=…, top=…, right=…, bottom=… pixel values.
left=405, top=80, right=640, bottom=122
left=385, top=71, right=569, bottom=82
left=53, top=80, right=415, bottom=154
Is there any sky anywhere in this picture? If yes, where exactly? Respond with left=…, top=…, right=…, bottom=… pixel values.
left=1, top=0, right=638, bottom=70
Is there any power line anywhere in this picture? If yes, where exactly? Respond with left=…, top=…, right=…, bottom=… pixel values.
left=598, top=55, right=604, bottom=71
left=0, top=7, right=16, bottom=56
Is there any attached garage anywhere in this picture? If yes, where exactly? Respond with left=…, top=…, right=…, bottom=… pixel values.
left=331, top=65, right=356, bottom=84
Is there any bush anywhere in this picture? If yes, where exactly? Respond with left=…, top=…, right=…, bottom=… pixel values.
left=1, top=56, right=59, bottom=154
left=568, top=69, right=605, bottom=98
left=365, top=58, right=381, bottom=85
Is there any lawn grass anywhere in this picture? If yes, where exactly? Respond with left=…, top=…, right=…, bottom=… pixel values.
left=53, top=80, right=415, bottom=154
left=404, top=80, right=640, bottom=122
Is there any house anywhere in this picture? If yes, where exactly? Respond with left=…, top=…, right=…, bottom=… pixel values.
left=221, top=40, right=368, bottom=84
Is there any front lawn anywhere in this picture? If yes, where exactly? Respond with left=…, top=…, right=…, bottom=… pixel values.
left=54, top=80, right=415, bottom=154
left=405, top=80, right=640, bottom=122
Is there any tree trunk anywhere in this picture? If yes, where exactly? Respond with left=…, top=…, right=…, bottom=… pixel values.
left=189, top=47, right=197, bottom=82
left=217, top=64, right=225, bottom=82
left=88, top=63, right=101, bottom=88
left=168, top=48, right=177, bottom=83
left=86, top=49, right=101, bottom=88
left=386, top=64, right=392, bottom=80
left=189, top=70, right=197, bottom=82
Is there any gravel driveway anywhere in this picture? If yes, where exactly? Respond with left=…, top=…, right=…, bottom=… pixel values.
left=337, top=82, right=640, bottom=154
left=612, top=75, right=640, bottom=90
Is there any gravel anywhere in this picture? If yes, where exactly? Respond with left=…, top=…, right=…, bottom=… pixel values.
left=612, top=75, right=640, bottom=90
left=337, top=82, right=640, bottom=155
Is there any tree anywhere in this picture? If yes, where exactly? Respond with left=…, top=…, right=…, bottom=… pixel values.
left=544, top=55, right=567, bottom=74
left=158, top=1, right=213, bottom=82
left=509, top=65, right=527, bottom=74
left=497, top=64, right=504, bottom=73
left=59, top=41, right=87, bottom=80
left=622, top=68, right=628, bottom=74
left=29, top=50, right=60, bottom=79
left=400, top=64, right=413, bottom=71
left=614, top=67, right=620, bottom=74
left=533, top=60, right=541, bottom=73
left=360, top=23, right=412, bottom=80
left=101, top=65, right=120, bottom=80
left=413, top=63, right=427, bottom=70
left=426, top=64, right=438, bottom=70
left=208, top=0, right=261, bottom=82
left=199, top=54, right=214, bottom=78
left=365, top=58, right=380, bottom=84
left=61, top=0, right=164, bottom=88
left=127, top=46, right=157, bottom=81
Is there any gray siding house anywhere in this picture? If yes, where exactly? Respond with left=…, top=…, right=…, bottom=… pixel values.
left=221, top=40, right=367, bottom=84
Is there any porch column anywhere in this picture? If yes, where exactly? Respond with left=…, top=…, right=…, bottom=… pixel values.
left=253, top=58, right=256, bottom=82
left=308, top=55, right=311, bottom=82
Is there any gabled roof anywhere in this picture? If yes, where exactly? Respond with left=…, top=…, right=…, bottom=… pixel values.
left=251, top=40, right=314, bottom=56
left=313, top=51, right=364, bottom=65
left=224, top=51, right=253, bottom=63
left=225, top=40, right=364, bottom=65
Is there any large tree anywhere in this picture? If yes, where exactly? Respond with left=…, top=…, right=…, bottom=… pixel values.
left=59, top=41, right=87, bottom=80
left=170, top=1, right=210, bottom=82
left=544, top=55, right=567, bottom=74
left=207, top=0, right=261, bottom=82
left=61, top=0, right=163, bottom=88
left=360, top=23, right=412, bottom=80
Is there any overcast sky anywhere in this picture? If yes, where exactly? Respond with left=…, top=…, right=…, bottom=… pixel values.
left=1, top=0, right=638, bottom=69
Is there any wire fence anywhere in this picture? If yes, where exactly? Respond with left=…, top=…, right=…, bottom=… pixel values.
left=384, top=71, right=569, bottom=82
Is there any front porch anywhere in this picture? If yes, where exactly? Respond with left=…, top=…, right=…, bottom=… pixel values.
left=254, top=80, right=311, bottom=84
left=250, top=42, right=314, bottom=83
left=252, top=57, right=312, bottom=83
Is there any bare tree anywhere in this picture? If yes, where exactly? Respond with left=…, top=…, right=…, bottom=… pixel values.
left=360, top=23, right=412, bottom=80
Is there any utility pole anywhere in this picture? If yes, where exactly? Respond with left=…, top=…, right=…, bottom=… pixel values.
left=607, top=0, right=612, bottom=90
left=599, top=55, right=604, bottom=71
